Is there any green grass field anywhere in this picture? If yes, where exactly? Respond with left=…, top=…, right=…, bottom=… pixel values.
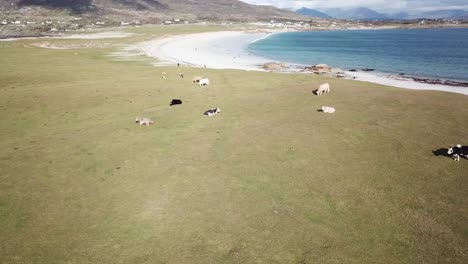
left=1, top=25, right=467, bottom=264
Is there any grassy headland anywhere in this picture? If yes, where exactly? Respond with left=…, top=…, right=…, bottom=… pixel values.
left=0, top=25, right=467, bottom=263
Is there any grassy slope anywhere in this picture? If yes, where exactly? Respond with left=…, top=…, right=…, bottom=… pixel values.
left=0, top=26, right=467, bottom=264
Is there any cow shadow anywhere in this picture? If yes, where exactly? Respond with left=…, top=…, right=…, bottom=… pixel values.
left=432, top=148, right=452, bottom=158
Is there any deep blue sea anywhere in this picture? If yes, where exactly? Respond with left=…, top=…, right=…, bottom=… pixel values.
left=248, top=28, right=468, bottom=81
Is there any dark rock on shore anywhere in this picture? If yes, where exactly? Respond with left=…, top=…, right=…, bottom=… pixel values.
left=305, top=64, right=347, bottom=78
left=400, top=76, right=468, bottom=87
left=263, top=62, right=289, bottom=72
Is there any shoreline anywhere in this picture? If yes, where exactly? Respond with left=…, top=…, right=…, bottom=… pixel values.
left=135, top=30, right=468, bottom=95
left=137, top=31, right=274, bottom=70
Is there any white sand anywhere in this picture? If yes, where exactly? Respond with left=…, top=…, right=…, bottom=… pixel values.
left=138, top=31, right=271, bottom=70
left=0, top=37, right=39, bottom=42
left=137, top=30, right=468, bottom=96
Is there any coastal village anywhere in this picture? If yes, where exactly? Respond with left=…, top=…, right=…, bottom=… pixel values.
left=1, top=14, right=467, bottom=37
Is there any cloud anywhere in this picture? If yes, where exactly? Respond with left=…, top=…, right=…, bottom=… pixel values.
left=240, top=0, right=468, bottom=12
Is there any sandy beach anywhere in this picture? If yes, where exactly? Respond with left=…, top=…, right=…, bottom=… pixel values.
left=137, top=30, right=468, bottom=95
left=138, top=31, right=272, bottom=70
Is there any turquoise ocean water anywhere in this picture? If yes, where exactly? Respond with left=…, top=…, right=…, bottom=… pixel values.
left=248, top=28, right=468, bottom=81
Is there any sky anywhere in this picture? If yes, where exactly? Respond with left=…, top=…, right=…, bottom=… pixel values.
left=240, top=0, right=468, bottom=13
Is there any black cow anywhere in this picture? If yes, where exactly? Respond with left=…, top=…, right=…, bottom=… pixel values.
left=170, top=99, right=182, bottom=106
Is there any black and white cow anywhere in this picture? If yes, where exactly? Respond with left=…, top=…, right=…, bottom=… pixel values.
left=170, top=99, right=182, bottom=106
left=448, top=144, right=468, bottom=161
left=204, top=108, right=221, bottom=117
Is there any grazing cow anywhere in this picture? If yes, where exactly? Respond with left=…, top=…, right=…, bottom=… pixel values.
left=448, top=144, right=468, bottom=161
left=170, top=99, right=182, bottom=106
left=199, top=78, right=210, bottom=86
left=316, top=83, right=330, bottom=95
left=192, top=76, right=202, bottom=83
left=204, top=108, right=221, bottom=116
left=135, top=117, right=153, bottom=126
left=161, top=72, right=166, bottom=79
left=321, top=106, right=336, bottom=113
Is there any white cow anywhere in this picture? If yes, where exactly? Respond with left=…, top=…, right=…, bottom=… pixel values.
left=135, top=117, right=154, bottom=126
left=199, top=78, right=210, bottom=86
left=317, top=83, right=330, bottom=95
left=321, top=106, right=335, bottom=113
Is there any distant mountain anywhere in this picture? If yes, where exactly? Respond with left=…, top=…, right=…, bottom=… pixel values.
left=0, top=0, right=307, bottom=21
left=324, top=7, right=387, bottom=20
left=296, top=7, right=332, bottom=19
left=417, top=9, right=468, bottom=19
left=383, top=12, right=410, bottom=20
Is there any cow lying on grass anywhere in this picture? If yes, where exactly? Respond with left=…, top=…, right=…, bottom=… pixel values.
left=199, top=78, right=210, bottom=86
left=204, top=108, right=220, bottom=116
left=448, top=144, right=468, bottom=161
left=135, top=117, right=153, bottom=126
left=170, top=99, right=182, bottom=106
left=321, top=106, right=336, bottom=113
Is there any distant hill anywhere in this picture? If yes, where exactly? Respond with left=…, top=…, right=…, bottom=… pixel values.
left=383, top=12, right=410, bottom=20
left=417, top=9, right=468, bottom=19
left=296, top=7, right=332, bottom=19
left=0, top=0, right=307, bottom=21
left=297, top=7, right=468, bottom=20
left=324, top=7, right=387, bottom=20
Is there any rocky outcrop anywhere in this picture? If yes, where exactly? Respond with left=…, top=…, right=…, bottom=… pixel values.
left=262, top=62, right=289, bottom=72
left=397, top=76, right=468, bottom=87
left=306, top=64, right=331, bottom=74
left=305, top=63, right=346, bottom=78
